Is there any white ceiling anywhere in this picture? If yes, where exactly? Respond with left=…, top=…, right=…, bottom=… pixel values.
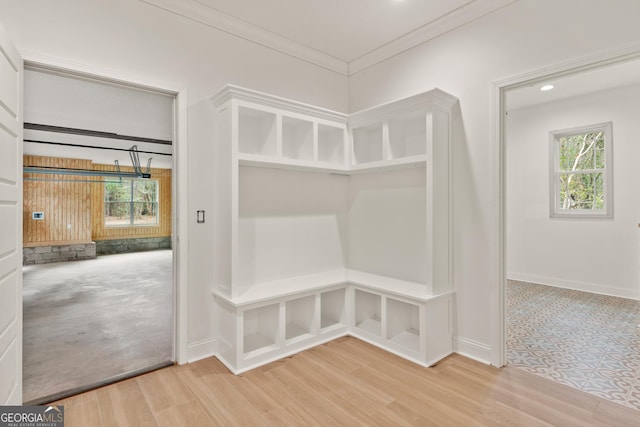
left=194, top=0, right=471, bottom=62
left=142, top=0, right=517, bottom=75
left=506, top=58, right=640, bottom=111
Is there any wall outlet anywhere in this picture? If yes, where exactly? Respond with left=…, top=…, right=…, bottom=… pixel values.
left=67, top=223, right=72, bottom=229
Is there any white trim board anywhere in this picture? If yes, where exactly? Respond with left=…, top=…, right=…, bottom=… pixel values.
left=187, top=338, right=218, bottom=363
left=454, top=337, right=492, bottom=366
left=140, top=0, right=516, bottom=77
left=507, top=273, right=640, bottom=301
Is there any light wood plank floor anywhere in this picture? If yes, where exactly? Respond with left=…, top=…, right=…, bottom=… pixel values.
left=54, top=337, right=640, bottom=426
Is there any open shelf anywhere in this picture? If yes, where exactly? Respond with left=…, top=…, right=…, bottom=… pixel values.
left=282, top=116, right=314, bottom=161
left=347, top=270, right=429, bottom=301
left=238, top=106, right=277, bottom=156
left=388, top=113, right=426, bottom=159
left=215, top=269, right=348, bottom=307
left=286, top=295, right=316, bottom=342
left=354, top=289, right=382, bottom=336
left=352, top=124, right=383, bottom=164
left=318, top=123, right=345, bottom=165
left=243, top=303, right=280, bottom=356
left=387, top=298, right=420, bottom=352
left=237, top=153, right=347, bottom=174
left=320, top=288, right=346, bottom=330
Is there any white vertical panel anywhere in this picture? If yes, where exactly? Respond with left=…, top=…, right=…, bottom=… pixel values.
left=0, top=20, right=23, bottom=405
left=0, top=206, right=16, bottom=255
left=0, top=128, right=17, bottom=183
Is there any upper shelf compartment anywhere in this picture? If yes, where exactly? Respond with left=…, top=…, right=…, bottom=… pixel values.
left=211, top=85, right=458, bottom=175
left=238, top=107, right=277, bottom=156
left=349, top=88, right=458, bottom=173
left=212, top=85, right=349, bottom=173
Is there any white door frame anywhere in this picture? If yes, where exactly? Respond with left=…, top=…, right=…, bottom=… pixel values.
left=20, top=54, right=190, bottom=365
left=490, top=42, right=640, bottom=367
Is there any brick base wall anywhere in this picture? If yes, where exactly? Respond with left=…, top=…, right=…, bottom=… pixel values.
left=23, top=243, right=97, bottom=265
left=95, top=237, right=171, bottom=255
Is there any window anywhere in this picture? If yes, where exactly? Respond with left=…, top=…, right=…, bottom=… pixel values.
left=549, top=122, right=612, bottom=218
left=105, top=179, right=159, bottom=226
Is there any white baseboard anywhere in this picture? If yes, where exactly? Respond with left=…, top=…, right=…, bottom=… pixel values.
left=508, top=272, right=640, bottom=300
left=187, top=337, right=218, bottom=363
left=454, top=337, right=491, bottom=365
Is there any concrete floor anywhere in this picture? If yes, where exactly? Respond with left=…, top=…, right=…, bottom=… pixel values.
left=23, top=250, right=173, bottom=404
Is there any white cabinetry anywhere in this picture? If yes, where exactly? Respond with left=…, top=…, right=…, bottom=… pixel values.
left=212, top=85, right=457, bottom=374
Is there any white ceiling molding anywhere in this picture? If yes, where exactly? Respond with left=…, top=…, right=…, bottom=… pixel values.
left=139, top=0, right=349, bottom=75
left=140, top=0, right=516, bottom=77
left=348, top=0, right=517, bottom=75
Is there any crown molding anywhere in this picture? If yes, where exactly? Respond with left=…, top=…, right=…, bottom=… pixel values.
left=348, top=0, right=518, bottom=75
left=139, top=0, right=349, bottom=76
left=140, top=0, right=517, bottom=77
left=211, top=84, right=348, bottom=123
left=349, top=88, right=458, bottom=127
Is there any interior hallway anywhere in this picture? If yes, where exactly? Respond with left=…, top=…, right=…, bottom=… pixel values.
left=23, top=249, right=173, bottom=404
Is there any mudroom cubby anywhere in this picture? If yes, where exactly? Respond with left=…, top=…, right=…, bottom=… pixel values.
left=238, top=106, right=277, bottom=156
left=243, top=303, right=279, bottom=356
left=354, top=289, right=382, bottom=337
left=212, top=85, right=457, bottom=374
left=285, top=295, right=316, bottom=343
left=282, top=116, right=314, bottom=161
left=387, top=297, right=421, bottom=352
left=318, top=123, right=346, bottom=165
left=352, top=124, right=384, bottom=164
left=320, top=288, right=346, bottom=331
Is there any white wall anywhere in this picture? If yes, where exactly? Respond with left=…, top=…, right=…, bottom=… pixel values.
left=0, top=0, right=348, bottom=359
left=348, top=0, right=640, bottom=362
left=506, top=84, right=640, bottom=299
left=348, top=168, right=427, bottom=284
left=238, top=167, right=349, bottom=290
left=23, top=69, right=175, bottom=168
left=24, top=69, right=174, bottom=141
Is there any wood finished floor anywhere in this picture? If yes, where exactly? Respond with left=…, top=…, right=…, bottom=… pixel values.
left=54, top=337, right=640, bottom=427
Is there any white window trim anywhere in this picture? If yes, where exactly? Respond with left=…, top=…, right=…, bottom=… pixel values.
left=549, top=122, right=613, bottom=219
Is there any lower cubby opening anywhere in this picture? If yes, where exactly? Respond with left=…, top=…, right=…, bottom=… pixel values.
left=354, top=289, right=382, bottom=336
left=386, top=298, right=420, bottom=352
left=285, top=295, right=315, bottom=342
left=243, top=303, right=280, bottom=356
left=320, top=288, right=346, bottom=330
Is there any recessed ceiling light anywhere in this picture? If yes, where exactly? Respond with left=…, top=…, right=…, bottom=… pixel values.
left=540, top=84, right=554, bottom=91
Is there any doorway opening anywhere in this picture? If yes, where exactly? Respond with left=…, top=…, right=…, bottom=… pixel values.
left=499, top=55, right=640, bottom=410
left=22, top=65, right=177, bottom=404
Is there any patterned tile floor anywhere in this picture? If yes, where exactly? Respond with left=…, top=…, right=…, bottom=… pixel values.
left=507, top=280, right=640, bottom=411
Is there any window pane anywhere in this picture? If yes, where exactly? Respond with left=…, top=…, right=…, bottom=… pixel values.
left=105, top=180, right=132, bottom=202
left=133, top=180, right=158, bottom=202
left=133, top=202, right=158, bottom=225
left=559, top=132, right=605, bottom=171
left=559, top=172, right=603, bottom=210
left=105, top=202, right=131, bottom=225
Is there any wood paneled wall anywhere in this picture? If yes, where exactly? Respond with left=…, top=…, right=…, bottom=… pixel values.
left=23, top=155, right=172, bottom=246
left=23, top=155, right=93, bottom=246
left=91, top=163, right=172, bottom=240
